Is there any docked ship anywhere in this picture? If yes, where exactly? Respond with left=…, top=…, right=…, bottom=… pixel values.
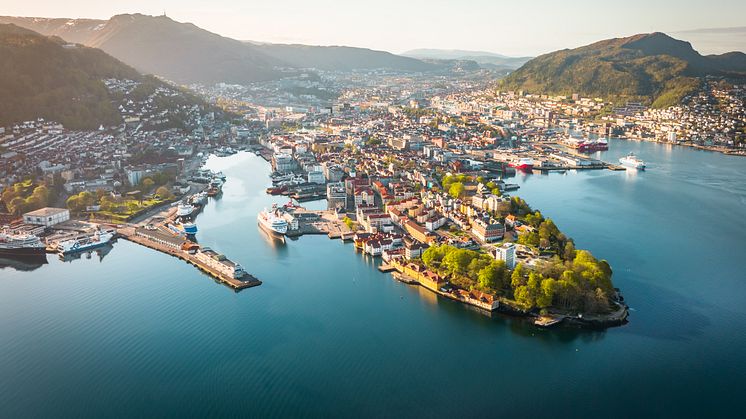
left=0, top=230, right=46, bottom=257
left=509, top=157, right=534, bottom=171
left=594, top=138, right=609, bottom=150
left=257, top=205, right=288, bottom=239
left=169, top=222, right=198, bottom=236
left=57, top=229, right=116, bottom=255
left=565, top=137, right=609, bottom=152
left=206, top=177, right=224, bottom=197
left=177, top=202, right=195, bottom=219
left=189, top=191, right=208, bottom=207
left=619, top=153, right=646, bottom=169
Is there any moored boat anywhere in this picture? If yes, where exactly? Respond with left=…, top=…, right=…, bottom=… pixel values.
left=0, top=230, right=46, bottom=257
left=258, top=205, right=288, bottom=239
left=57, top=229, right=115, bottom=255
left=509, top=157, right=534, bottom=171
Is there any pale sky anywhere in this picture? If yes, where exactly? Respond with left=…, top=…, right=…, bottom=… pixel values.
left=3, top=0, right=745, bottom=55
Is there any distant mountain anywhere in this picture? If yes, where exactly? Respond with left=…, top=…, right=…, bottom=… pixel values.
left=0, top=14, right=284, bottom=85
left=0, top=14, right=440, bottom=84
left=0, top=23, right=140, bottom=129
left=499, top=32, right=746, bottom=107
left=403, top=49, right=532, bottom=69
left=252, top=43, right=436, bottom=72
left=671, top=27, right=746, bottom=55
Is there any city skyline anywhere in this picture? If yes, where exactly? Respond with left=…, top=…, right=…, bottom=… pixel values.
left=3, top=0, right=746, bottom=56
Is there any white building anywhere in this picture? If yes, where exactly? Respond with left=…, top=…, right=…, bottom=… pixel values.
left=194, top=248, right=246, bottom=279
left=272, top=153, right=297, bottom=173
left=495, top=243, right=516, bottom=269
left=307, top=170, right=325, bottom=184
left=23, top=207, right=70, bottom=227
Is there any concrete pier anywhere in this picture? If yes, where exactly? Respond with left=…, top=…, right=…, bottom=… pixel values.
left=118, top=227, right=261, bottom=291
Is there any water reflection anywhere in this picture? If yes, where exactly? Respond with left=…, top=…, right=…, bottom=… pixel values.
left=0, top=254, right=48, bottom=272
left=58, top=243, right=114, bottom=263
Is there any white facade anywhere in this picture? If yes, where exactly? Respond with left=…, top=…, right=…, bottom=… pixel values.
left=23, top=207, right=70, bottom=227
left=307, top=170, right=325, bottom=184
left=495, top=243, right=516, bottom=269
left=194, top=248, right=246, bottom=279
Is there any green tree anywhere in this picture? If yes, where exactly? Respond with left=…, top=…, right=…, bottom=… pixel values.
left=517, top=231, right=540, bottom=247
left=478, top=260, right=506, bottom=291
left=442, top=248, right=476, bottom=275
left=66, top=195, right=81, bottom=212
left=448, top=182, right=465, bottom=199
left=511, top=263, right=525, bottom=289
left=537, top=278, right=557, bottom=308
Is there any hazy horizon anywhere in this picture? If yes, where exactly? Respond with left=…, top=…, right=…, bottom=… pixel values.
left=3, top=0, right=746, bottom=56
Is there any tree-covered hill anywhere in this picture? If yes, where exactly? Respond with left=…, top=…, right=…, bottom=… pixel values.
left=0, top=24, right=141, bottom=129
left=500, top=32, right=746, bottom=107
left=0, top=24, right=221, bottom=130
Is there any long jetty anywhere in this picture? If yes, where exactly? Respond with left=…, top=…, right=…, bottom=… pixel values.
left=118, top=226, right=261, bottom=291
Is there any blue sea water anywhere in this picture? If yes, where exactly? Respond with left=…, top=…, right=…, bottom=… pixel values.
left=1, top=140, right=745, bottom=417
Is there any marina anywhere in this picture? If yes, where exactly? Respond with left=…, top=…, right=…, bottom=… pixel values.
left=118, top=226, right=261, bottom=291
left=115, top=176, right=262, bottom=291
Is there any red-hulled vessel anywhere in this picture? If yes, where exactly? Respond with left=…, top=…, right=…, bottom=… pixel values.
left=509, top=157, right=534, bottom=171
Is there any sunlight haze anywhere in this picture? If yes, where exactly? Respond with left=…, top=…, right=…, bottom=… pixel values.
left=3, top=0, right=746, bottom=55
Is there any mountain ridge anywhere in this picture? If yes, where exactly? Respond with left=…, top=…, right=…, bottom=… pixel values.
left=499, top=32, right=746, bottom=107
left=0, top=14, right=441, bottom=83
left=403, top=48, right=532, bottom=69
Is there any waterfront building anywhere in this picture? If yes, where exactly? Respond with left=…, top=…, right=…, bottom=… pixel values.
left=22, top=207, right=70, bottom=227
left=194, top=247, right=247, bottom=279
left=454, top=289, right=499, bottom=311
left=272, top=153, right=297, bottom=173
left=404, top=240, right=428, bottom=260
left=135, top=227, right=185, bottom=250
left=397, top=262, right=445, bottom=292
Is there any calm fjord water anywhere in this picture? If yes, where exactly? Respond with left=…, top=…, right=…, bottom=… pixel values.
left=1, top=140, right=745, bottom=418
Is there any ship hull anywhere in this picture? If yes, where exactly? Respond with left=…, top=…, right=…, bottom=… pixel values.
left=258, top=221, right=286, bottom=241
left=509, top=164, right=533, bottom=171
left=619, top=159, right=646, bottom=170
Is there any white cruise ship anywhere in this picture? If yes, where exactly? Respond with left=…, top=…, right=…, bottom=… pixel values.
left=57, top=229, right=115, bottom=254
left=619, top=153, right=646, bottom=169
left=258, top=205, right=288, bottom=238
